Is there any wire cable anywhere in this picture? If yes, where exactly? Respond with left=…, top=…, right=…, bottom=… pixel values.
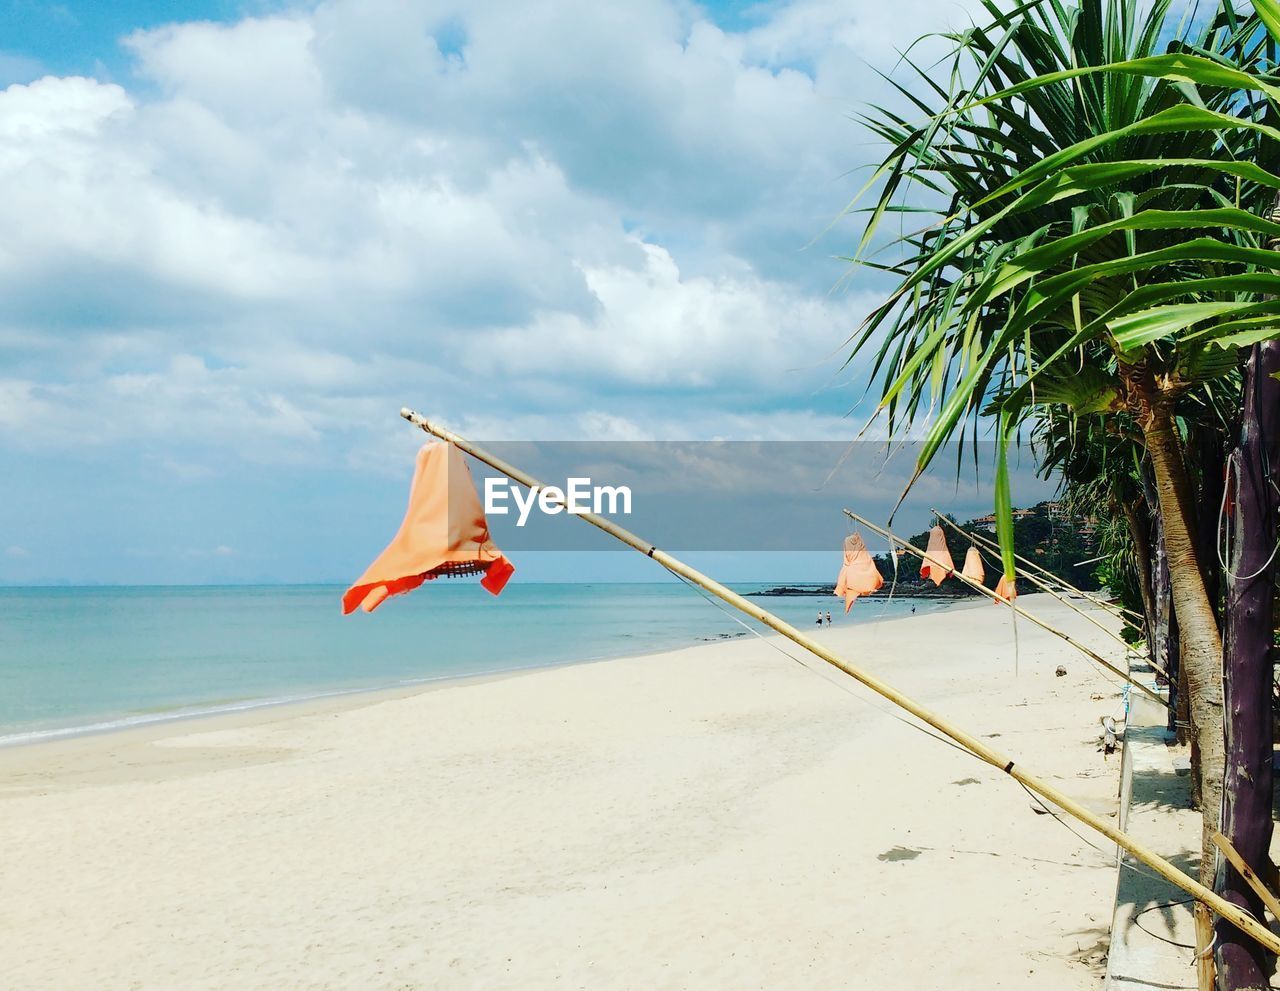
left=1217, top=447, right=1280, bottom=582
left=668, top=569, right=985, bottom=764
left=666, top=559, right=1188, bottom=893
left=1132, top=896, right=1197, bottom=952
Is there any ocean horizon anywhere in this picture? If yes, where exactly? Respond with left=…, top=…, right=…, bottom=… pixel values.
left=0, top=582, right=953, bottom=746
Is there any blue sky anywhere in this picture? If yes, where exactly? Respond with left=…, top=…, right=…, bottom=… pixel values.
left=0, top=1, right=785, bottom=80
left=0, top=0, right=1041, bottom=585
left=2, top=1, right=243, bottom=79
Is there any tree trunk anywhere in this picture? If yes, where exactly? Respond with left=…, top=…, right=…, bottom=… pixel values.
left=1124, top=500, right=1158, bottom=656
left=1142, top=395, right=1225, bottom=886
left=1141, top=465, right=1183, bottom=737
left=1195, top=425, right=1226, bottom=628
left=1213, top=340, right=1280, bottom=991
left=1153, top=505, right=1176, bottom=681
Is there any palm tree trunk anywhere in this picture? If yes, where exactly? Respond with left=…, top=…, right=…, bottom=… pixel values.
left=1125, top=504, right=1156, bottom=631
left=1123, top=500, right=1159, bottom=662
left=1140, top=466, right=1184, bottom=738
left=1213, top=339, right=1280, bottom=991
left=1153, top=507, right=1175, bottom=682
left=1194, top=425, right=1226, bottom=628
left=1141, top=394, right=1226, bottom=884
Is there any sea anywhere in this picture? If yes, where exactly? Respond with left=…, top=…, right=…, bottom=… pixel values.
left=0, top=583, right=951, bottom=746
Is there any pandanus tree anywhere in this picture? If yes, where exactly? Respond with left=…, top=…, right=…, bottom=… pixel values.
left=1033, top=376, right=1241, bottom=720
left=847, top=0, right=1280, bottom=985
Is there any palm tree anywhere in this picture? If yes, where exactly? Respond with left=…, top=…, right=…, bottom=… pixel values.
left=846, top=0, right=1278, bottom=931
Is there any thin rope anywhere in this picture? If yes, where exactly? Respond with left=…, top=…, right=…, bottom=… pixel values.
left=666, top=566, right=1177, bottom=883
left=647, top=541, right=1196, bottom=897
left=1016, top=780, right=1205, bottom=889
left=669, top=570, right=982, bottom=763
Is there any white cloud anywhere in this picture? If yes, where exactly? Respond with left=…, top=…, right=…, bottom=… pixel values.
left=0, top=0, right=972, bottom=463
left=5, top=545, right=30, bottom=558
left=475, top=239, right=869, bottom=388
left=125, top=17, right=323, bottom=123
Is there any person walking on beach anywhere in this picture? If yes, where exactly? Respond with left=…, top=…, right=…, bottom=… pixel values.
left=816, top=612, right=823, bottom=626
left=826, top=611, right=832, bottom=625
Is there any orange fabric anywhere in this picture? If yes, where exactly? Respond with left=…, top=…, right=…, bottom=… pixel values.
left=961, top=546, right=985, bottom=584
left=342, top=442, right=514, bottom=615
left=994, top=574, right=1017, bottom=603
left=919, top=526, right=954, bottom=586
left=834, top=533, right=884, bottom=612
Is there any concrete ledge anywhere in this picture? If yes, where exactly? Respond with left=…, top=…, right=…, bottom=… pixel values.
left=1104, top=692, right=1198, bottom=989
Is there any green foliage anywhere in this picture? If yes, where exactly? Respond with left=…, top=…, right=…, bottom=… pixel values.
left=1090, top=515, right=1148, bottom=642
left=847, top=0, right=1280, bottom=576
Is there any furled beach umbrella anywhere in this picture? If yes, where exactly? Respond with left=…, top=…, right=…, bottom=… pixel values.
left=930, top=509, right=1142, bottom=654
left=993, top=575, right=1017, bottom=604
left=343, top=442, right=514, bottom=614
left=834, top=532, right=884, bottom=612
left=918, top=526, right=954, bottom=586
left=961, top=546, right=985, bottom=584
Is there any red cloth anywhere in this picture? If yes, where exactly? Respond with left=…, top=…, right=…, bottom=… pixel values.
left=834, top=533, right=884, bottom=612
left=343, top=443, right=514, bottom=614
left=919, top=526, right=954, bottom=586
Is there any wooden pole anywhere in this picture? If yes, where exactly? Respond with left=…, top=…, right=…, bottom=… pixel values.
left=931, top=510, right=1145, bottom=627
left=398, top=407, right=1279, bottom=955
left=929, top=510, right=1158, bottom=671
left=844, top=509, right=1170, bottom=712
left=1215, top=335, right=1280, bottom=988
left=1196, top=904, right=1218, bottom=991
left=1212, top=830, right=1280, bottom=924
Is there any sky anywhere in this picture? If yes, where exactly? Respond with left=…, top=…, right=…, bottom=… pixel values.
left=0, top=0, right=1053, bottom=585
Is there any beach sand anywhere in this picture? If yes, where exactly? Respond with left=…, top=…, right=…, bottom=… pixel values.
left=0, top=593, right=1128, bottom=990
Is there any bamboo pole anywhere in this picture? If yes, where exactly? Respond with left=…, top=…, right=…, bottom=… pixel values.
left=1196, top=904, right=1217, bottom=991
left=398, top=407, right=1279, bottom=955
left=1212, top=830, right=1280, bottom=923
left=844, top=509, right=1170, bottom=712
left=937, top=511, right=1144, bottom=625
left=929, top=511, right=1157, bottom=670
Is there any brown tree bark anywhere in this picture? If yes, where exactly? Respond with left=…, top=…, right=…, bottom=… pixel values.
left=1143, top=465, right=1182, bottom=733
left=1135, top=380, right=1225, bottom=885
left=1123, top=501, right=1157, bottom=649
left=1194, top=425, right=1226, bottom=628
left=1213, top=340, right=1280, bottom=991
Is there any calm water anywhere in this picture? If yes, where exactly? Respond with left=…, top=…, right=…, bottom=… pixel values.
left=0, top=583, right=948, bottom=744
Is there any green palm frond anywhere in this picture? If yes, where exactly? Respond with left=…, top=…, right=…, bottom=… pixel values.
left=847, top=0, right=1280, bottom=578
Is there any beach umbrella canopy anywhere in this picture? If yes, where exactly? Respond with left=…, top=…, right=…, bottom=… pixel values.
left=834, top=533, right=884, bottom=612
left=961, top=546, right=985, bottom=584
left=343, top=442, right=514, bottom=614
left=919, top=526, right=954, bottom=586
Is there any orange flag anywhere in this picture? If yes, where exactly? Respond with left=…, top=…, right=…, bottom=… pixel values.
left=343, top=443, right=514, bottom=614
left=994, top=574, right=1017, bottom=603
left=961, top=546, right=985, bottom=584
left=834, top=533, right=884, bottom=612
left=919, top=526, right=954, bottom=586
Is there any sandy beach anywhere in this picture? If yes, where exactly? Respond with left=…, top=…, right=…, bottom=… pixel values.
left=0, top=594, right=1129, bottom=990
